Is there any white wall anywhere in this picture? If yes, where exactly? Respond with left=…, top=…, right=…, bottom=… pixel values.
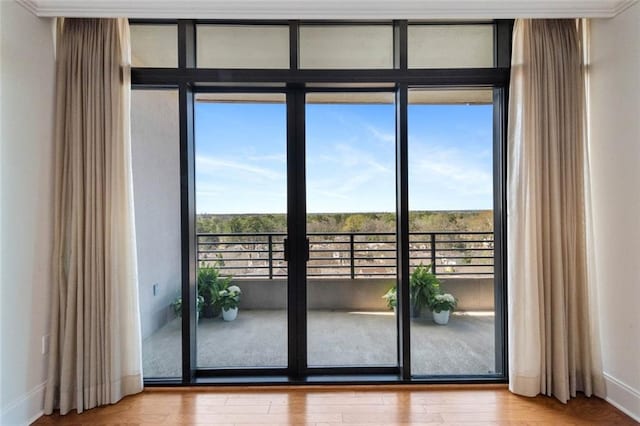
left=590, top=3, right=640, bottom=421
left=0, top=1, right=55, bottom=425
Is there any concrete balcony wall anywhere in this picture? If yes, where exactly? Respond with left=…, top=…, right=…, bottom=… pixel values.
left=234, top=277, right=494, bottom=311
left=439, top=277, right=494, bottom=311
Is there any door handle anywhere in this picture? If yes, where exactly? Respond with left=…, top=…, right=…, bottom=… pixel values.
left=283, top=237, right=310, bottom=262
left=284, top=237, right=289, bottom=261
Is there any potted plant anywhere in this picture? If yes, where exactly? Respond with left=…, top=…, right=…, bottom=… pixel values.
left=429, top=293, right=457, bottom=325
left=382, top=286, right=397, bottom=312
left=218, top=285, right=242, bottom=321
left=409, top=264, right=440, bottom=318
left=198, top=262, right=232, bottom=318
left=171, top=297, right=182, bottom=318
left=171, top=295, right=204, bottom=321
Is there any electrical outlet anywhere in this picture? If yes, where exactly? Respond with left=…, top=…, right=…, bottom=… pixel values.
left=41, top=335, right=49, bottom=355
left=153, top=283, right=159, bottom=296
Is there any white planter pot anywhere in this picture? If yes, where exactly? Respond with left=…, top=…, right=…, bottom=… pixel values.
left=222, top=307, right=238, bottom=321
left=432, top=310, right=450, bottom=325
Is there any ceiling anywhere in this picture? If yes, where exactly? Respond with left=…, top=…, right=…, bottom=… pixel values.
left=16, top=0, right=638, bottom=19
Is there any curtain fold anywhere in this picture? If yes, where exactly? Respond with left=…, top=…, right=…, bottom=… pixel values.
left=507, top=19, right=604, bottom=403
left=44, top=18, right=142, bottom=415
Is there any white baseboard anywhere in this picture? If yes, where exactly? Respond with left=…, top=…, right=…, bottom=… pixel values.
left=604, top=372, right=640, bottom=422
left=0, top=382, right=45, bottom=426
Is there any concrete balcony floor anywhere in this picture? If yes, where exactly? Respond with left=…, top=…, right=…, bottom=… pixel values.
left=142, top=310, right=495, bottom=378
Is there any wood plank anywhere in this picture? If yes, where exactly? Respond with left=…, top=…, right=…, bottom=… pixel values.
left=32, top=385, right=638, bottom=425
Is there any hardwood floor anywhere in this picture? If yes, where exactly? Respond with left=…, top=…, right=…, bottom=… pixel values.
left=33, top=385, right=637, bottom=425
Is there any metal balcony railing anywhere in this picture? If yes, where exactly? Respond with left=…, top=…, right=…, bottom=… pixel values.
left=197, top=231, right=494, bottom=279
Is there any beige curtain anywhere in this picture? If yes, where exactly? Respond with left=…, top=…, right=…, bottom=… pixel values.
left=44, top=18, right=143, bottom=415
left=507, top=19, right=604, bottom=403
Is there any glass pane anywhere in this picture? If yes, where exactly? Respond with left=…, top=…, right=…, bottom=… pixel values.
left=195, top=93, right=288, bottom=368
left=408, top=88, right=495, bottom=376
left=408, top=24, right=494, bottom=68
left=132, top=90, right=181, bottom=378
left=197, top=25, right=289, bottom=69
left=306, top=92, right=397, bottom=367
left=131, top=24, right=178, bottom=68
left=300, top=25, right=393, bottom=69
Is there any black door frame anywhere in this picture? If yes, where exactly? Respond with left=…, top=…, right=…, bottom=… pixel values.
left=132, top=18, right=513, bottom=386
left=287, top=85, right=308, bottom=378
left=300, top=86, right=402, bottom=378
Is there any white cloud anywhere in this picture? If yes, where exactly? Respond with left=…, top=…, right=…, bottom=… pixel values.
left=246, top=153, right=286, bottom=163
left=196, top=155, right=283, bottom=180
left=409, top=144, right=492, bottom=197
left=306, top=141, right=396, bottom=212
left=317, top=143, right=392, bottom=174
left=366, top=125, right=395, bottom=144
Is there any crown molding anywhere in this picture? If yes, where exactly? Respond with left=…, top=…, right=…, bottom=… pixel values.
left=16, top=0, right=38, bottom=15
left=613, top=0, right=639, bottom=14
left=15, top=0, right=639, bottom=19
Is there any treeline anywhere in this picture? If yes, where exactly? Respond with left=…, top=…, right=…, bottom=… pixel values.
left=196, top=211, right=493, bottom=234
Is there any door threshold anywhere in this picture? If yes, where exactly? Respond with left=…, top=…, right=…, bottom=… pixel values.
left=144, top=375, right=506, bottom=387
left=191, top=375, right=402, bottom=386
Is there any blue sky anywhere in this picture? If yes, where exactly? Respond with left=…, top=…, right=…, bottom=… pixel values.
left=195, top=100, right=493, bottom=214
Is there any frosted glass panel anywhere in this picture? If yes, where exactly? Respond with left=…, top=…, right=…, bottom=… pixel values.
left=408, top=25, right=494, bottom=68
left=131, top=25, right=177, bottom=68
left=300, top=25, right=393, bottom=69
left=408, top=88, right=493, bottom=105
left=197, top=25, right=289, bottom=69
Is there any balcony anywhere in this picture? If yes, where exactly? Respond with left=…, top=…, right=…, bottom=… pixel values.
left=199, top=230, right=494, bottom=279
left=142, top=231, right=497, bottom=378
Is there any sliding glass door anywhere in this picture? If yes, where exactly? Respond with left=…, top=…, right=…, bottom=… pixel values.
left=407, top=88, right=499, bottom=376
left=178, top=87, right=502, bottom=378
left=132, top=89, right=182, bottom=379
left=305, top=92, right=397, bottom=368
left=194, top=93, right=288, bottom=369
